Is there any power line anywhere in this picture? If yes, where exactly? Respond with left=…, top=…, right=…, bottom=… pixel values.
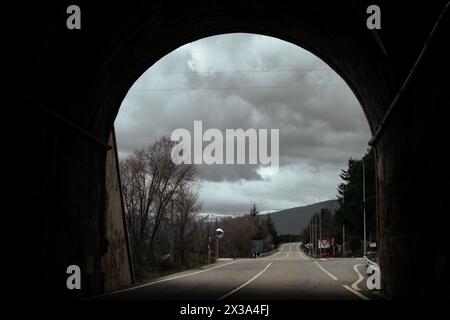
left=145, top=68, right=332, bottom=75
left=130, top=84, right=346, bottom=92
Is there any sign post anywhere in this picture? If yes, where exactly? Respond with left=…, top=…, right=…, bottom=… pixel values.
left=215, top=228, right=224, bottom=261
left=318, top=238, right=330, bottom=257
left=207, top=236, right=212, bottom=264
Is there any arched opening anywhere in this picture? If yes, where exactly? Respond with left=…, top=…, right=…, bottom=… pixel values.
left=112, top=32, right=376, bottom=299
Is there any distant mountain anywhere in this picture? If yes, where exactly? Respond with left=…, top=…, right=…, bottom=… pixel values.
left=198, top=200, right=338, bottom=235
left=261, top=200, right=338, bottom=235
left=198, top=209, right=278, bottom=220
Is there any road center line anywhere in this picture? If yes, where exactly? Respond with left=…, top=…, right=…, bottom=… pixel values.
left=218, top=262, right=273, bottom=300
left=296, top=244, right=309, bottom=260
left=343, top=284, right=370, bottom=300
left=314, top=261, right=338, bottom=280
left=101, top=260, right=238, bottom=296
left=351, top=264, right=366, bottom=291
left=283, top=244, right=291, bottom=259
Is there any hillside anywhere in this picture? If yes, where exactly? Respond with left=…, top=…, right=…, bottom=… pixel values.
left=261, top=200, right=338, bottom=235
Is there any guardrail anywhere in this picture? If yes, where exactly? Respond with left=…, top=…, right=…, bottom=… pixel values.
left=258, top=249, right=279, bottom=258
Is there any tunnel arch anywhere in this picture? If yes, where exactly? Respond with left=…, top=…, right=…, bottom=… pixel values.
left=89, top=5, right=396, bottom=140
left=15, top=1, right=448, bottom=299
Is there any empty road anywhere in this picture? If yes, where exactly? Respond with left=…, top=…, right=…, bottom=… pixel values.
left=100, top=243, right=381, bottom=300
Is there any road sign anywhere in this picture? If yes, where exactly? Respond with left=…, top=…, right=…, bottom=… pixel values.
left=318, top=239, right=330, bottom=249
left=216, top=228, right=224, bottom=238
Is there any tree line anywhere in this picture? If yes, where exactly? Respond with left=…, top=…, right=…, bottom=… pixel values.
left=300, top=148, right=376, bottom=257
left=217, top=204, right=278, bottom=258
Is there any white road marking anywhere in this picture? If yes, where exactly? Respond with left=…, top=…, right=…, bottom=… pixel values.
left=351, top=263, right=366, bottom=291
left=314, top=261, right=338, bottom=280
left=343, top=284, right=370, bottom=300
left=101, top=260, right=238, bottom=296
left=296, top=244, right=309, bottom=260
left=282, top=244, right=291, bottom=259
left=218, top=262, right=273, bottom=300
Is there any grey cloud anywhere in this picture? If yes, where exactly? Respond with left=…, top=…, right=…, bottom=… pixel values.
left=116, top=33, right=370, bottom=212
left=198, top=164, right=262, bottom=183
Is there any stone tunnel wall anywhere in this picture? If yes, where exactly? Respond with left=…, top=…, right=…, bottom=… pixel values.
left=102, top=129, right=134, bottom=293
left=375, top=12, right=449, bottom=298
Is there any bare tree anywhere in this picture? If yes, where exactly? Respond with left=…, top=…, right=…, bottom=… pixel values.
left=120, top=148, right=149, bottom=267
left=173, top=186, right=202, bottom=266
left=120, top=136, right=197, bottom=273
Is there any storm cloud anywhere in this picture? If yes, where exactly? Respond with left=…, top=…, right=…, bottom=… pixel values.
left=115, top=33, right=370, bottom=213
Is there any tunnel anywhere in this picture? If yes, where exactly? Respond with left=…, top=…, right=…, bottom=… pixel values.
left=3, top=1, right=449, bottom=299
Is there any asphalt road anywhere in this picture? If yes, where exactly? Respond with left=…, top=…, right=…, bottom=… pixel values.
left=101, top=243, right=382, bottom=300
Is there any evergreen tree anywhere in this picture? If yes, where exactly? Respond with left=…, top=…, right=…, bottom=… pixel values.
left=249, top=203, right=258, bottom=217
left=334, top=148, right=376, bottom=254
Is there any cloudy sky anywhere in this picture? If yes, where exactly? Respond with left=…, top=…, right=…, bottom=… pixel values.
left=115, top=33, right=370, bottom=214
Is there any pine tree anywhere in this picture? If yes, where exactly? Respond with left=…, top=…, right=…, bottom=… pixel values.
left=334, top=148, right=376, bottom=254
left=249, top=203, right=258, bottom=217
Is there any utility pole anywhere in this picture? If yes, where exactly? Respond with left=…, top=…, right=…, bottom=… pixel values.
left=318, top=197, right=322, bottom=257
left=312, top=218, right=314, bottom=256
left=342, top=224, right=345, bottom=257
left=342, top=189, right=345, bottom=256
left=312, top=214, right=315, bottom=257
left=309, top=219, right=312, bottom=255
left=362, top=159, right=367, bottom=257
left=319, top=210, right=322, bottom=257
left=311, top=215, right=314, bottom=257
left=314, top=213, right=317, bottom=257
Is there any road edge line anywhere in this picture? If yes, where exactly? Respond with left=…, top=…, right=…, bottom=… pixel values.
left=99, top=260, right=238, bottom=297
left=296, top=244, right=309, bottom=260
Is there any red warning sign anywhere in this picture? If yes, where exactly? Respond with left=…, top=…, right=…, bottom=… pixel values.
left=318, top=239, right=330, bottom=249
